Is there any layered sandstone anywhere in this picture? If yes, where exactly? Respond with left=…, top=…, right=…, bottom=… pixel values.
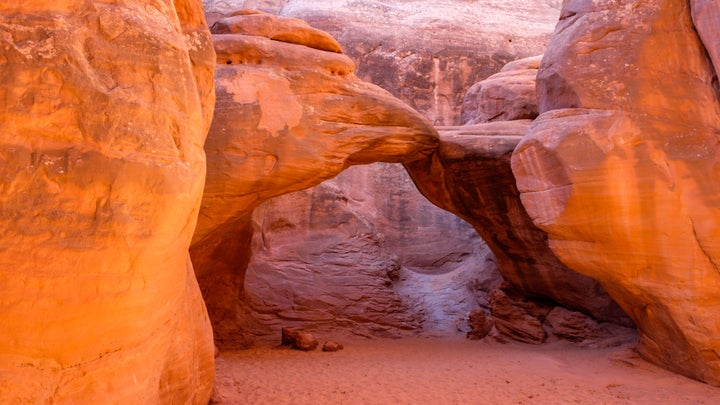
left=242, top=163, right=499, bottom=342
left=190, top=11, right=438, bottom=348
left=0, top=1, right=215, bottom=403
left=511, top=0, right=720, bottom=385
left=203, top=0, right=560, bottom=125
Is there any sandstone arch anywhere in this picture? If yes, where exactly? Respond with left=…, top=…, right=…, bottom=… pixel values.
left=189, top=11, right=438, bottom=347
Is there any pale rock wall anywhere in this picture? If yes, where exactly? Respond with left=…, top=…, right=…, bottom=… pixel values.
left=202, top=0, right=560, bottom=126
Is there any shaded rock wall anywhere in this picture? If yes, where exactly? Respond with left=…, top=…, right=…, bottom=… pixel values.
left=511, top=0, right=720, bottom=385
left=0, top=1, right=215, bottom=403
left=242, top=163, right=499, bottom=342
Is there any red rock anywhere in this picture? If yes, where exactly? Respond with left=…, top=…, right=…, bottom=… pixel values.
left=545, top=307, right=604, bottom=343
left=691, top=0, right=720, bottom=82
left=211, top=11, right=343, bottom=53
left=0, top=0, right=215, bottom=403
left=461, top=55, right=542, bottom=125
left=200, top=4, right=606, bottom=350
left=190, top=11, right=438, bottom=348
left=467, top=309, right=495, bottom=340
left=511, top=0, right=720, bottom=385
left=204, top=0, right=560, bottom=125
left=240, top=163, right=497, bottom=342
left=488, top=289, right=547, bottom=345
left=282, top=328, right=319, bottom=351
left=245, top=179, right=423, bottom=340
left=405, top=121, right=629, bottom=325
left=322, top=341, right=345, bottom=352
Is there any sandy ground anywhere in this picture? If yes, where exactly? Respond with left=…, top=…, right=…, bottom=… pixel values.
left=211, top=337, right=720, bottom=404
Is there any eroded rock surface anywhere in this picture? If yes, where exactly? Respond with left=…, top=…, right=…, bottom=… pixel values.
left=241, top=163, right=499, bottom=343
left=489, top=289, right=549, bottom=344
left=203, top=0, right=560, bottom=125
left=511, top=0, right=720, bottom=385
left=0, top=1, right=215, bottom=403
left=189, top=11, right=438, bottom=348
left=405, top=121, right=628, bottom=324
left=461, top=55, right=542, bottom=125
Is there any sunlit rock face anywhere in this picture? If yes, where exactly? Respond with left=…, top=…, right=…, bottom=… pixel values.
left=241, top=163, right=499, bottom=342
left=511, top=0, right=720, bottom=385
left=0, top=0, right=215, bottom=403
left=203, top=0, right=560, bottom=126
left=405, top=58, right=629, bottom=324
left=189, top=11, right=438, bottom=348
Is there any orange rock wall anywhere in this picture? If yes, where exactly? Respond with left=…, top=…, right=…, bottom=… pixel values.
left=0, top=1, right=216, bottom=402
left=512, top=0, right=720, bottom=385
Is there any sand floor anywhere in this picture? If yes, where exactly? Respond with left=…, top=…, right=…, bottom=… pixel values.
left=211, top=337, right=720, bottom=404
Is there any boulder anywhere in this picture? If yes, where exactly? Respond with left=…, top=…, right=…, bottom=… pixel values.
left=281, top=328, right=319, bottom=351
left=189, top=11, right=438, bottom=348
left=544, top=307, right=604, bottom=343
left=322, top=341, right=345, bottom=352
left=466, top=309, right=495, bottom=340
left=461, top=55, right=542, bottom=125
left=0, top=0, right=215, bottom=403
left=511, top=0, right=720, bottom=385
left=488, top=289, right=548, bottom=345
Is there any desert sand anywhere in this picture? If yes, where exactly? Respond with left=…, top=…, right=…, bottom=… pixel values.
left=211, top=337, right=720, bottom=404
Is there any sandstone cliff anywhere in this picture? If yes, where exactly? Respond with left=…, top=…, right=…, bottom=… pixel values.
left=511, top=0, right=720, bottom=386
left=0, top=1, right=215, bottom=403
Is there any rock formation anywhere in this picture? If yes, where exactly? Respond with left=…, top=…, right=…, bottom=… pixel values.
left=404, top=57, right=629, bottom=325
left=322, top=341, right=344, bottom=352
left=488, top=288, right=549, bottom=344
left=281, top=328, right=319, bottom=351
left=203, top=0, right=560, bottom=125
left=189, top=11, right=438, bottom=348
left=242, top=163, right=499, bottom=342
left=197, top=2, right=575, bottom=347
left=511, top=0, right=720, bottom=385
left=0, top=1, right=215, bottom=403
left=461, top=55, right=542, bottom=125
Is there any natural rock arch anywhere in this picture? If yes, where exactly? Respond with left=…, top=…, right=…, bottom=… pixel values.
left=189, top=11, right=439, bottom=348
left=191, top=11, right=630, bottom=351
